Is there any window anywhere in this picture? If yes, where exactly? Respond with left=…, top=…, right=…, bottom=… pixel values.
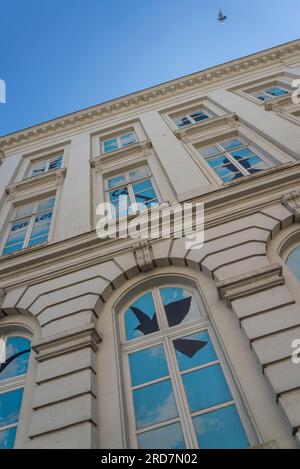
left=29, top=154, right=63, bottom=177
left=121, top=286, right=251, bottom=449
left=286, top=245, right=300, bottom=282
left=198, top=138, right=272, bottom=184
left=102, top=132, right=137, bottom=154
left=253, top=86, right=289, bottom=102
left=105, top=166, right=159, bottom=218
left=0, top=335, right=31, bottom=449
left=174, top=109, right=212, bottom=128
left=2, top=196, right=56, bottom=255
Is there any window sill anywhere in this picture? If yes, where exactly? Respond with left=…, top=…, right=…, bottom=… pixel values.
left=174, top=113, right=238, bottom=142
left=5, top=168, right=66, bottom=200
left=264, top=93, right=293, bottom=111
left=1, top=241, right=49, bottom=260
left=91, top=140, right=152, bottom=172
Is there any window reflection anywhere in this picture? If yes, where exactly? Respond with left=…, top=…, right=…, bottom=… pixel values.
left=0, top=337, right=31, bottom=381
left=125, top=292, right=159, bottom=340
left=174, top=331, right=217, bottom=371
left=129, top=345, right=169, bottom=387
left=286, top=245, right=300, bottom=282
left=138, top=423, right=185, bottom=449
left=160, top=287, right=200, bottom=327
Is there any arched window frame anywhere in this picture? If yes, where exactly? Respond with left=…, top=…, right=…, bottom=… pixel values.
left=0, top=326, right=32, bottom=449
left=117, top=278, right=257, bottom=449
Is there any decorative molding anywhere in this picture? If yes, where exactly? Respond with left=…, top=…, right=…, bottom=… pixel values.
left=90, top=140, right=152, bottom=171
left=175, top=113, right=239, bottom=141
left=133, top=239, right=154, bottom=272
left=0, top=41, right=299, bottom=150
left=216, top=263, right=284, bottom=307
left=264, top=94, right=293, bottom=111
left=0, top=150, right=4, bottom=166
left=32, top=324, right=103, bottom=362
left=5, top=168, right=67, bottom=199
left=282, top=190, right=300, bottom=222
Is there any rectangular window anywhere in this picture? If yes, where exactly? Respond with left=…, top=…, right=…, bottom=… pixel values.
left=198, top=138, right=271, bottom=184
left=105, top=166, right=159, bottom=218
left=29, top=154, right=63, bottom=178
left=174, top=109, right=212, bottom=128
left=253, top=86, right=289, bottom=102
left=2, top=196, right=56, bottom=255
left=102, top=131, right=137, bottom=154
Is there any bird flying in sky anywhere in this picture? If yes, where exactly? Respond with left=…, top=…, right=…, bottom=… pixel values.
left=218, top=9, right=227, bottom=23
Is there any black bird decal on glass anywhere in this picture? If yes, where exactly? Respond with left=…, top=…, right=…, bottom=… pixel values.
left=218, top=9, right=227, bottom=23
left=0, top=348, right=31, bottom=374
left=131, top=306, right=159, bottom=335
left=164, top=296, right=192, bottom=327
left=173, top=338, right=207, bottom=358
left=130, top=297, right=208, bottom=358
left=222, top=155, right=262, bottom=181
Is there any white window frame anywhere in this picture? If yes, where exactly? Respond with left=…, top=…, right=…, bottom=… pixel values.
left=173, top=109, right=213, bottom=128
left=198, top=137, right=273, bottom=184
left=27, top=153, right=64, bottom=178
left=0, top=332, right=31, bottom=447
left=120, top=285, right=256, bottom=449
left=104, top=166, right=160, bottom=214
left=252, top=85, right=289, bottom=102
left=1, top=196, right=56, bottom=256
left=101, top=131, right=138, bottom=154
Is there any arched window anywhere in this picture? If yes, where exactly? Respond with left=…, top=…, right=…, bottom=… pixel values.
left=286, top=245, right=300, bottom=282
left=0, top=335, right=31, bottom=449
left=120, top=284, right=253, bottom=449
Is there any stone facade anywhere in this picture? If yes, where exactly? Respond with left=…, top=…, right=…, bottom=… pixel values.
left=1, top=39, right=300, bottom=449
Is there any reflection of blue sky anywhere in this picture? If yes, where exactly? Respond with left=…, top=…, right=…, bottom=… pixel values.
left=0, top=427, right=17, bottom=449
left=287, top=247, right=300, bottom=281
left=125, top=292, right=157, bottom=340
left=138, top=422, right=185, bottom=449
left=133, top=379, right=178, bottom=429
left=129, top=345, right=169, bottom=387
left=0, top=337, right=31, bottom=382
left=175, top=331, right=217, bottom=372
left=159, top=288, right=201, bottom=325
left=182, top=364, right=232, bottom=412
left=0, top=388, right=24, bottom=427
left=193, top=405, right=249, bottom=449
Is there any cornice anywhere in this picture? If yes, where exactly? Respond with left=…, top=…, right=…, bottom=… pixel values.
left=5, top=168, right=66, bottom=200
left=174, top=113, right=238, bottom=142
left=1, top=40, right=300, bottom=152
left=90, top=140, right=152, bottom=172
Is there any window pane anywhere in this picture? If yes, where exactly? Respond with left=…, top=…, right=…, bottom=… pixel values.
left=0, top=388, right=24, bottom=427
left=265, top=87, right=288, bottom=97
left=175, top=116, right=191, bottom=128
left=2, top=244, right=23, bottom=255
left=174, top=331, right=218, bottom=371
left=49, top=155, right=63, bottom=170
left=5, top=230, right=26, bottom=247
left=222, top=139, right=243, bottom=150
left=212, top=164, right=243, bottom=183
left=129, top=167, right=149, bottom=182
left=0, top=427, right=17, bottom=449
left=37, top=197, right=55, bottom=212
left=34, top=211, right=53, bottom=225
left=287, top=246, right=300, bottom=282
left=129, top=345, right=169, bottom=387
left=120, top=133, right=136, bottom=146
left=103, top=138, right=118, bottom=153
left=107, top=175, right=126, bottom=189
left=182, top=364, right=233, bottom=412
left=160, top=288, right=201, bottom=327
left=193, top=405, right=249, bottom=449
left=132, top=179, right=153, bottom=193
left=11, top=219, right=30, bottom=232
left=200, top=145, right=220, bottom=158
left=254, top=92, right=268, bottom=102
left=124, top=291, right=159, bottom=341
left=134, top=189, right=157, bottom=204
left=0, top=337, right=31, bottom=381
left=31, top=161, right=46, bottom=176
left=133, top=379, right=178, bottom=429
left=138, top=422, right=185, bottom=449
left=15, top=204, right=35, bottom=219
left=190, top=111, right=209, bottom=122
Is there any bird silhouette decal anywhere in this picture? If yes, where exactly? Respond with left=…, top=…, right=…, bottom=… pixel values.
left=0, top=348, right=31, bottom=374
left=222, top=154, right=262, bottom=181
left=130, top=296, right=207, bottom=358
left=218, top=9, right=227, bottom=23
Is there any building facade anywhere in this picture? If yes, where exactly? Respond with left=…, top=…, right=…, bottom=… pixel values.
left=1, top=40, right=300, bottom=449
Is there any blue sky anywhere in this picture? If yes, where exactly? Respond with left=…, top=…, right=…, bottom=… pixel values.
left=0, top=0, right=299, bottom=136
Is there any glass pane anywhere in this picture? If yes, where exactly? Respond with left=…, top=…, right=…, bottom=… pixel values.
left=254, top=92, right=268, bottom=102
left=212, top=164, right=243, bottom=182
left=205, top=155, right=229, bottom=169
left=0, top=337, right=31, bottom=381
left=129, top=167, right=149, bottom=182
left=27, top=235, right=48, bottom=247
left=182, top=364, right=233, bottom=412
left=191, top=111, right=209, bottom=122
left=175, top=116, right=191, bottom=128
left=132, top=179, right=153, bottom=193
left=138, top=422, right=185, bottom=449
left=34, top=211, right=52, bottom=225
left=15, top=204, right=35, bottom=219
left=103, top=138, right=118, bottom=153
left=124, top=292, right=159, bottom=341
left=10, top=219, right=30, bottom=233
left=120, top=133, right=136, bottom=146
left=2, top=244, right=23, bottom=255
left=38, top=197, right=55, bottom=212
left=133, top=379, right=178, bottom=429
left=109, top=187, right=129, bottom=203
left=160, top=288, right=201, bottom=327
left=49, top=155, right=63, bottom=170
left=200, top=145, right=220, bottom=158
left=0, top=388, right=24, bottom=427
left=0, top=427, right=17, bottom=449
left=107, top=175, right=126, bottom=189
left=174, top=331, right=218, bottom=371
left=134, top=189, right=157, bottom=204
left=31, top=161, right=46, bottom=176
left=222, top=139, right=243, bottom=150
left=287, top=246, right=300, bottom=282
left=129, top=345, right=169, bottom=387
left=265, top=87, right=288, bottom=97
left=5, top=230, right=26, bottom=247
left=193, top=405, right=249, bottom=449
